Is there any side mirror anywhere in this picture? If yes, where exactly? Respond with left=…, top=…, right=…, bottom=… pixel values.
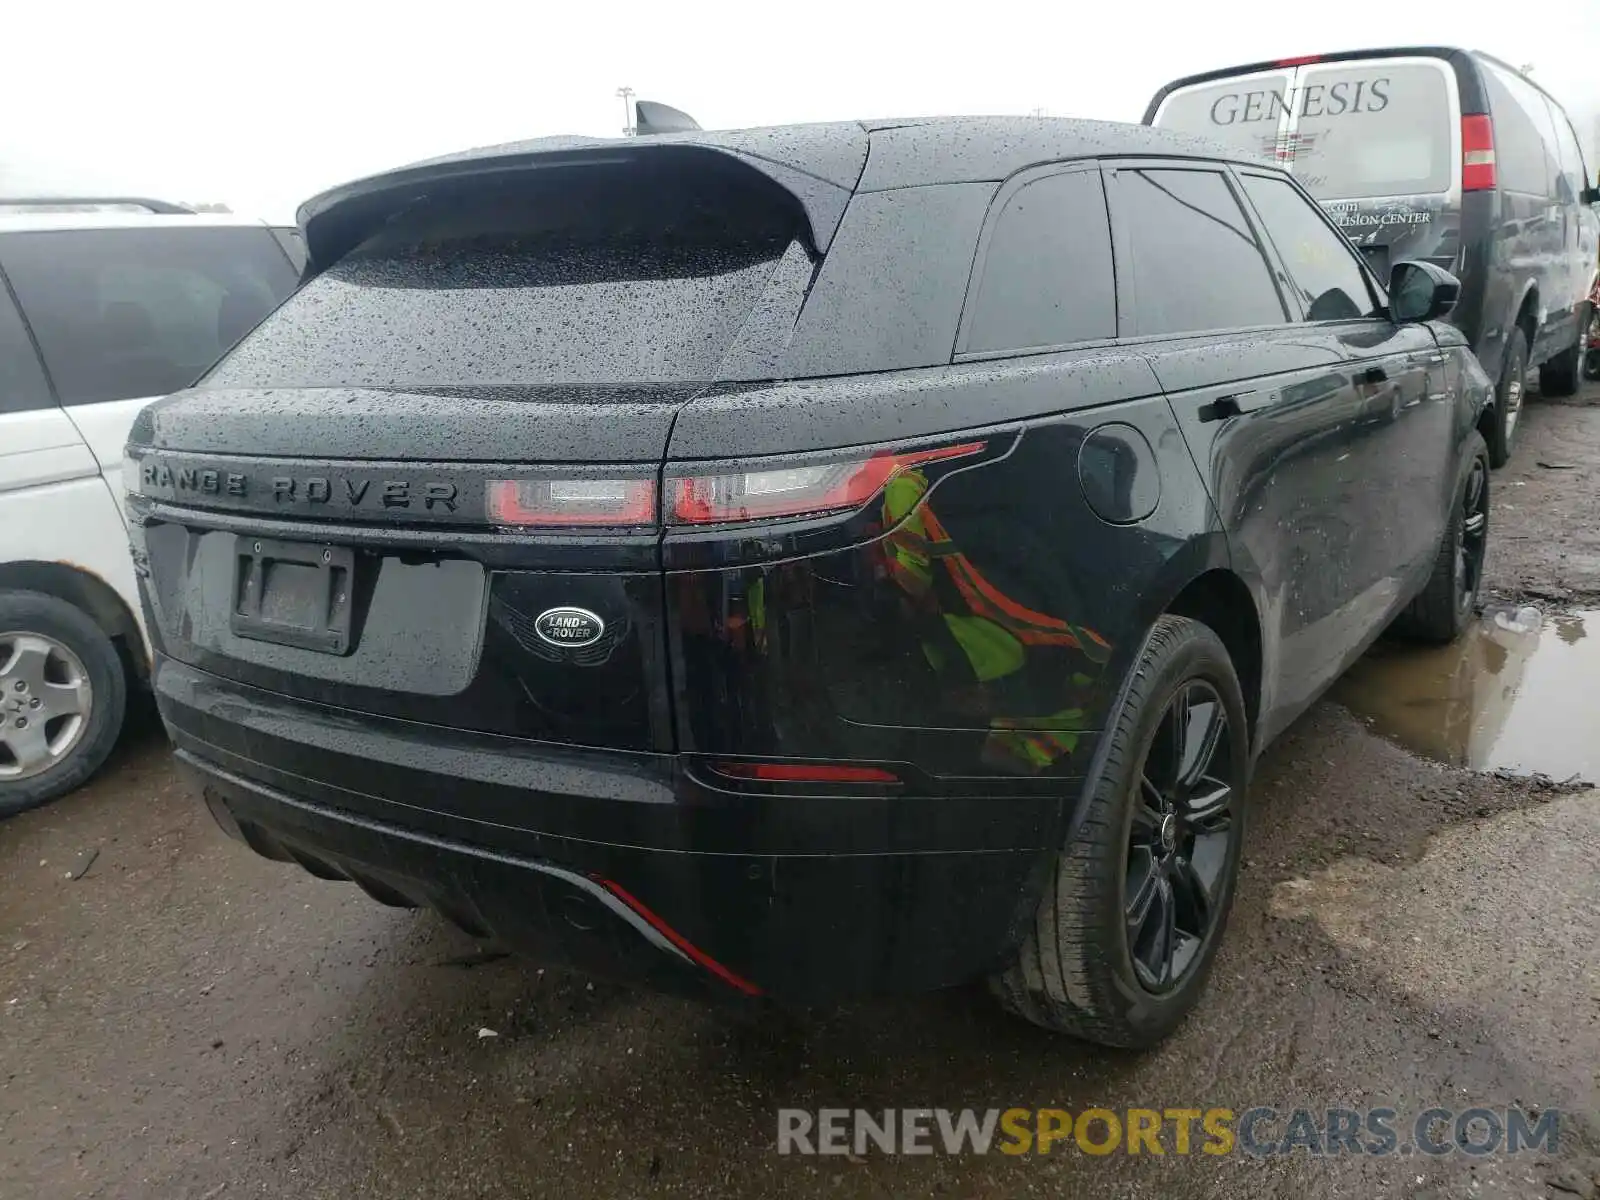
left=1581, top=184, right=1600, bottom=205
left=1389, top=260, right=1460, bottom=323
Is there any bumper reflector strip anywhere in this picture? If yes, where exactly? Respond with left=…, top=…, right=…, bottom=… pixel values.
left=594, top=876, right=764, bottom=996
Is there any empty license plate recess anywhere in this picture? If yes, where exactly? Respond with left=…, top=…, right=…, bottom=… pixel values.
left=231, top=537, right=355, bottom=655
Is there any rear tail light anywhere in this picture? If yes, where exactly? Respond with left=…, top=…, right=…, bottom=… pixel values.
left=711, top=761, right=900, bottom=784
left=669, top=442, right=986, bottom=525
left=487, top=478, right=655, bottom=527
left=1461, top=115, right=1496, bottom=191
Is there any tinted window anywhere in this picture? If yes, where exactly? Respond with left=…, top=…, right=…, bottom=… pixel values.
left=0, top=227, right=297, bottom=406
left=1152, top=73, right=1292, bottom=158
left=1481, top=63, right=1559, bottom=198
left=0, top=281, right=54, bottom=414
left=1117, top=168, right=1286, bottom=335
left=272, top=227, right=307, bottom=273
left=211, top=170, right=803, bottom=388
left=779, top=183, right=994, bottom=379
left=1291, top=63, right=1454, bottom=200
left=964, top=170, right=1115, bottom=353
left=1240, top=174, right=1378, bottom=321
left=1545, top=102, right=1590, bottom=205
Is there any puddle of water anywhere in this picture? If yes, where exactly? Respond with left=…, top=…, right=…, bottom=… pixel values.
left=1334, top=608, right=1600, bottom=780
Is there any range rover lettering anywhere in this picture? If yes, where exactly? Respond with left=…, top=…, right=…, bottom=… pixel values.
left=127, top=115, right=1495, bottom=1046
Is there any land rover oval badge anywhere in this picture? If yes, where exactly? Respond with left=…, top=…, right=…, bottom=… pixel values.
left=534, top=606, right=605, bottom=648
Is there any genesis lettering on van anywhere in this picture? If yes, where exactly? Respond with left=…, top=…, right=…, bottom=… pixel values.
left=1208, top=79, right=1392, bottom=125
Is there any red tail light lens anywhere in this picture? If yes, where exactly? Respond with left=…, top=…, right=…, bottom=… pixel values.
left=1462, top=115, right=1496, bottom=191
left=712, top=761, right=900, bottom=783
left=669, top=442, right=986, bottom=525
left=486, top=478, right=656, bottom=527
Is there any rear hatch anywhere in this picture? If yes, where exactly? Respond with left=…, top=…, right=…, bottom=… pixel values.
left=127, top=143, right=851, bottom=753
left=1146, top=52, right=1465, bottom=277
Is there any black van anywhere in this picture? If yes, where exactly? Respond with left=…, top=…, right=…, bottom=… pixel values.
left=1145, top=47, right=1600, bottom=465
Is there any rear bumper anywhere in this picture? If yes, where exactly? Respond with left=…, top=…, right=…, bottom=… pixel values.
left=158, top=657, right=1067, bottom=1003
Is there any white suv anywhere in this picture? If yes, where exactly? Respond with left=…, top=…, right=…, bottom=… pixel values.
left=0, top=200, right=302, bottom=815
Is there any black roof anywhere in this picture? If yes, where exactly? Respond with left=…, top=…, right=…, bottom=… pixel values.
left=850, top=116, right=1255, bottom=189
left=297, top=116, right=1264, bottom=273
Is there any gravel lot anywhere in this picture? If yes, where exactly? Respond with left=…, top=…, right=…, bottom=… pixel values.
left=3, top=383, right=1598, bottom=1200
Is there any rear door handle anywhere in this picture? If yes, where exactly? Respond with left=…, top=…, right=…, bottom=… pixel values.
left=1198, top=391, right=1260, bottom=423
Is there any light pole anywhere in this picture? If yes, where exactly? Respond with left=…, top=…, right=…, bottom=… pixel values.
left=616, top=86, right=636, bottom=136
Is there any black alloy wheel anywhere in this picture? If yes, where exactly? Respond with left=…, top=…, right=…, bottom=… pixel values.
left=1456, top=455, right=1488, bottom=618
left=990, top=614, right=1250, bottom=1048
left=1124, top=681, right=1236, bottom=993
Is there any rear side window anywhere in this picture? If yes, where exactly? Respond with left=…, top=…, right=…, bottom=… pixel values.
left=1114, top=168, right=1286, bottom=336
left=1239, top=174, right=1378, bottom=321
left=769, top=183, right=995, bottom=379
left=0, top=227, right=298, bottom=406
left=1481, top=63, right=1559, bottom=198
left=272, top=227, right=307, bottom=273
left=0, top=280, right=54, bottom=414
left=1544, top=103, right=1590, bottom=205
left=210, top=166, right=806, bottom=388
left=1290, top=63, right=1454, bottom=200
left=962, top=168, right=1116, bottom=354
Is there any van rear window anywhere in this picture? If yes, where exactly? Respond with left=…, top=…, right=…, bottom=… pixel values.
left=1152, top=73, right=1292, bottom=159
left=1291, top=64, right=1454, bottom=200
left=1153, top=61, right=1455, bottom=202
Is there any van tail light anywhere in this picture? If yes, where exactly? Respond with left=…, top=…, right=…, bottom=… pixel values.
left=668, top=442, right=986, bottom=525
left=1462, top=115, right=1496, bottom=191
left=486, top=478, right=656, bottom=527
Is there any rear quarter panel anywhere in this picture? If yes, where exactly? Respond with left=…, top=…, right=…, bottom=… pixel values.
left=664, top=356, right=1226, bottom=785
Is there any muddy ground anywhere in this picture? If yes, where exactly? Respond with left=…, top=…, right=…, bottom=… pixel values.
left=1483, top=381, right=1600, bottom=608
left=3, top=385, right=1599, bottom=1200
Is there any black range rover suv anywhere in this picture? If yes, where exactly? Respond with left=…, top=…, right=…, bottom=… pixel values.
left=127, top=117, right=1493, bottom=1047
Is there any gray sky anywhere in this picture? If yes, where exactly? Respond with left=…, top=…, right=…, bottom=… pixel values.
left=6, top=0, right=1598, bottom=222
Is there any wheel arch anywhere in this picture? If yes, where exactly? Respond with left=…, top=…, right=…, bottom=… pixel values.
left=1064, top=536, right=1264, bottom=845
left=1511, top=279, right=1540, bottom=354
left=1164, top=569, right=1263, bottom=749
left=0, top=561, right=148, bottom=683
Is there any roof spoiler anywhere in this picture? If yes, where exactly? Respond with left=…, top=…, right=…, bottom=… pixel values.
left=635, top=100, right=701, bottom=135
left=0, top=196, right=193, bottom=214
left=295, top=129, right=865, bottom=276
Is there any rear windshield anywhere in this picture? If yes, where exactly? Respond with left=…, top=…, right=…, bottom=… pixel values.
left=206, top=167, right=806, bottom=389
left=1291, top=63, right=1454, bottom=200
left=1152, top=72, right=1292, bottom=159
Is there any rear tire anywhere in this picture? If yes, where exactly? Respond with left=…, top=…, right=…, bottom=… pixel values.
left=0, top=591, right=127, bottom=819
left=1485, top=330, right=1528, bottom=468
left=1538, top=303, right=1588, bottom=397
left=989, top=615, right=1249, bottom=1048
left=1393, top=432, right=1489, bottom=645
